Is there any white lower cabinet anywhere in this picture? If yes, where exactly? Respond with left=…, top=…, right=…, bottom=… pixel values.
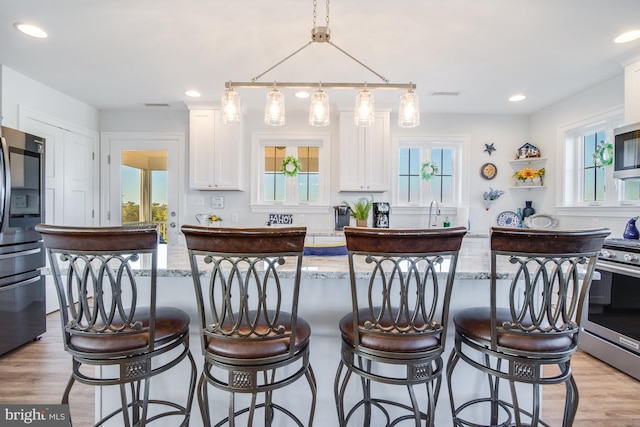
left=188, top=108, right=243, bottom=190
left=339, top=111, right=390, bottom=192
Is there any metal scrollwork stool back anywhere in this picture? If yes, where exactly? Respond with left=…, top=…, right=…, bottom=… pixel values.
left=36, top=224, right=197, bottom=426
left=334, top=226, right=467, bottom=426
left=181, top=225, right=316, bottom=427
left=447, top=227, right=610, bottom=427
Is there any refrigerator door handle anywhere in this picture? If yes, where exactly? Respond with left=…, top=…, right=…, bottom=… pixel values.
left=0, top=275, right=41, bottom=292
left=0, top=136, right=9, bottom=233
left=0, top=247, right=41, bottom=260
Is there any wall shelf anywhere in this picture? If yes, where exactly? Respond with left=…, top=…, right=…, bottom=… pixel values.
left=509, top=157, right=547, bottom=167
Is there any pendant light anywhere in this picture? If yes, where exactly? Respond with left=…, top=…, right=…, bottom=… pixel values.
left=354, top=85, right=375, bottom=126
left=398, top=87, right=420, bottom=128
left=222, top=0, right=420, bottom=128
left=221, top=86, right=241, bottom=124
left=264, top=87, right=285, bottom=126
left=309, top=89, right=330, bottom=127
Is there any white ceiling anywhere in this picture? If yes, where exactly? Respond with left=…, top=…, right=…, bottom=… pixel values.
left=1, top=0, right=640, bottom=115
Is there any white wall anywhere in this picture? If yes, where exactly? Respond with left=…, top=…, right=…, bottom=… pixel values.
left=0, top=66, right=98, bottom=130
left=530, top=74, right=626, bottom=232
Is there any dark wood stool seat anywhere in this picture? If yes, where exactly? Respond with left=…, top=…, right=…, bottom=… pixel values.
left=68, top=306, right=191, bottom=354
left=36, top=224, right=197, bottom=426
left=205, top=311, right=311, bottom=360
left=334, top=226, right=466, bottom=426
left=339, top=308, right=441, bottom=353
left=446, top=227, right=610, bottom=427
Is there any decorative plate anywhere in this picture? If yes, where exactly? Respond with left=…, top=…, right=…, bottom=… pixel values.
left=496, top=211, right=521, bottom=228
left=480, top=162, right=497, bottom=180
left=524, top=214, right=559, bottom=230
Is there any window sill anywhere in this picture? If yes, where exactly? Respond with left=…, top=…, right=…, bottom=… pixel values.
left=556, top=204, right=639, bottom=218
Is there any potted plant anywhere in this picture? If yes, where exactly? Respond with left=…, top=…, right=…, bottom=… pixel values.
left=342, top=196, right=373, bottom=227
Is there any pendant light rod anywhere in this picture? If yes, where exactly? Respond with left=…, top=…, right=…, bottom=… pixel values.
left=226, top=81, right=416, bottom=91
left=326, top=40, right=389, bottom=84
left=251, top=41, right=313, bottom=82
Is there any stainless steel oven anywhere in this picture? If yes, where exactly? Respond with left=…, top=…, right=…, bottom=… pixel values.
left=580, top=238, right=640, bottom=380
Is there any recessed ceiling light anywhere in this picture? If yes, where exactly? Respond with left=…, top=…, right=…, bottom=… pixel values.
left=614, top=30, right=640, bottom=44
left=295, top=91, right=310, bottom=99
left=509, top=94, right=526, bottom=102
left=14, top=23, right=48, bottom=39
left=185, top=90, right=201, bottom=98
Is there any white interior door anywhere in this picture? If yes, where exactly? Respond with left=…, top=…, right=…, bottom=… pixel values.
left=19, top=108, right=98, bottom=226
left=101, top=132, right=184, bottom=267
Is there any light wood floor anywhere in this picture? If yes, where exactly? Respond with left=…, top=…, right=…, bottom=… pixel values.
left=1, top=311, right=639, bottom=426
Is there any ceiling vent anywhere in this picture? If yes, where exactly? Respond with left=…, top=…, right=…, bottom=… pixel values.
left=430, top=91, right=461, bottom=97
left=144, top=103, right=171, bottom=107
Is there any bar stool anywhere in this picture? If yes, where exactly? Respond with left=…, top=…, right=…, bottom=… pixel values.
left=181, top=225, right=316, bottom=427
left=447, top=227, right=610, bottom=427
left=334, top=226, right=467, bottom=426
left=35, top=224, right=197, bottom=426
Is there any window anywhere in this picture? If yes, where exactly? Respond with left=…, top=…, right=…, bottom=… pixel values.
left=397, top=142, right=458, bottom=206
left=263, top=146, right=319, bottom=202
left=251, top=133, right=330, bottom=211
left=582, top=130, right=606, bottom=202
left=561, top=112, right=640, bottom=206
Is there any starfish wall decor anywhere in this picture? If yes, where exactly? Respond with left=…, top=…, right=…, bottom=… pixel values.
left=484, top=143, right=496, bottom=155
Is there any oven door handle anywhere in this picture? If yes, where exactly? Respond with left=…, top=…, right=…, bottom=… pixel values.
left=597, top=259, right=640, bottom=278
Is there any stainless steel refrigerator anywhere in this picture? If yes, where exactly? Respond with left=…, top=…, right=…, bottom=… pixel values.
left=0, top=126, right=46, bottom=355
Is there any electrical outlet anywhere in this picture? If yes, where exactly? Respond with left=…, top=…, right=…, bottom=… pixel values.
left=298, top=214, right=305, bottom=224
left=231, top=213, right=239, bottom=223
left=188, top=196, right=205, bottom=205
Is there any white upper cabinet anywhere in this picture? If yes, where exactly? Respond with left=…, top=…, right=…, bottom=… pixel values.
left=339, top=111, right=390, bottom=192
left=625, top=58, right=640, bottom=125
left=189, top=108, right=244, bottom=190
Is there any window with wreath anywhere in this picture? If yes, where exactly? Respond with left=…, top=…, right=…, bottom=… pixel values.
left=252, top=133, right=329, bottom=208
left=397, top=143, right=457, bottom=205
left=562, top=113, right=640, bottom=205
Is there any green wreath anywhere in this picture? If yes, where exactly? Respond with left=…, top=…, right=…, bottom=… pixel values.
left=420, top=161, right=439, bottom=181
left=281, top=156, right=301, bottom=177
left=593, top=141, right=613, bottom=168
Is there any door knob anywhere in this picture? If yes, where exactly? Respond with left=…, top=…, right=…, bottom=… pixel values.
left=169, top=222, right=177, bottom=228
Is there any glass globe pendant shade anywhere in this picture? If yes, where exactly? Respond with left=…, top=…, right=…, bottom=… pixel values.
left=309, top=90, right=330, bottom=127
left=354, top=89, right=375, bottom=126
left=221, top=88, right=241, bottom=124
left=264, top=89, right=285, bottom=126
left=398, top=90, right=420, bottom=128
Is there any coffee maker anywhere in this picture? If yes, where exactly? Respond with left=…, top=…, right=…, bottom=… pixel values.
left=373, top=202, right=390, bottom=228
left=334, top=205, right=351, bottom=230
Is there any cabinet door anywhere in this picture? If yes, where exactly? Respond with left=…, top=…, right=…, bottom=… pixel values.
left=189, top=109, right=216, bottom=189
left=189, top=109, right=243, bottom=190
left=212, top=111, right=243, bottom=190
left=625, top=59, right=640, bottom=125
left=364, top=113, right=390, bottom=191
left=339, top=112, right=389, bottom=192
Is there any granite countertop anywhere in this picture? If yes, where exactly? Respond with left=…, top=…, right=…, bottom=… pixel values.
left=157, top=235, right=495, bottom=280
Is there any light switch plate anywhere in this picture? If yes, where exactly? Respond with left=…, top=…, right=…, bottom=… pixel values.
left=211, top=196, right=224, bottom=209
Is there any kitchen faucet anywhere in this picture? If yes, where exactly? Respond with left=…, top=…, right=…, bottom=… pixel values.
left=428, top=199, right=440, bottom=228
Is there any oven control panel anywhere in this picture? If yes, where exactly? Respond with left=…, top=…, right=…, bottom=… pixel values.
left=600, top=248, right=640, bottom=266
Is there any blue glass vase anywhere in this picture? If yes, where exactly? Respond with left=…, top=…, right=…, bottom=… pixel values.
left=623, top=216, right=639, bottom=240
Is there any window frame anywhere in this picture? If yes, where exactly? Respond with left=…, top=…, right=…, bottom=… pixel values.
left=560, top=111, right=626, bottom=208
left=391, top=135, right=468, bottom=215
left=250, top=132, right=331, bottom=213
